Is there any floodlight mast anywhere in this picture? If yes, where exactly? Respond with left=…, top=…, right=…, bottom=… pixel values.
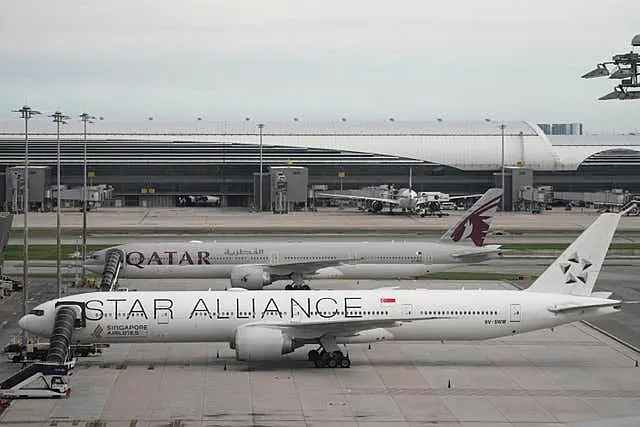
left=583, top=34, right=640, bottom=100
left=12, top=105, right=40, bottom=346
left=50, top=112, right=70, bottom=298
left=79, top=112, right=96, bottom=286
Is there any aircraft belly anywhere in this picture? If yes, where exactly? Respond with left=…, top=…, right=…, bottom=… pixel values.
left=122, top=265, right=231, bottom=279
left=314, top=264, right=430, bottom=280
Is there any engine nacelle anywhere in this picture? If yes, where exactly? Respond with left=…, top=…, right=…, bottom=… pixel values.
left=234, top=326, right=295, bottom=361
left=229, top=266, right=272, bottom=290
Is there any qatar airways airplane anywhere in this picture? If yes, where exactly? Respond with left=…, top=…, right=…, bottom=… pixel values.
left=86, top=188, right=503, bottom=290
left=19, top=211, right=629, bottom=369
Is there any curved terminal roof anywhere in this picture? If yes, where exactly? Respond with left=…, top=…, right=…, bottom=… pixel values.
left=0, top=120, right=638, bottom=171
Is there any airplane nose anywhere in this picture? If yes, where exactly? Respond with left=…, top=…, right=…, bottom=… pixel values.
left=18, top=314, right=29, bottom=330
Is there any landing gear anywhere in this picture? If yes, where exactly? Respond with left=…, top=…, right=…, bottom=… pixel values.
left=285, top=283, right=310, bottom=290
left=285, top=273, right=312, bottom=290
left=307, top=346, right=351, bottom=369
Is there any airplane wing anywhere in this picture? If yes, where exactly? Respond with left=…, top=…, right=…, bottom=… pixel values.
left=450, top=244, right=502, bottom=262
left=265, top=258, right=361, bottom=275
left=449, top=193, right=484, bottom=200
left=245, top=314, right=442, bottom=339
left=315, top=193, right=400, bottom=206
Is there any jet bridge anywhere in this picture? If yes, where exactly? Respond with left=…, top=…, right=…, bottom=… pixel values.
left=99, top=249, right=124, bottom=291
left=0, top=306, right=78, bottom=399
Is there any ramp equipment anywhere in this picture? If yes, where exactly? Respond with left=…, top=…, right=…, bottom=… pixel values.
left=0, top=305, right=81, bottom=399
left=99, top=249, right=124, bottom=291
left=0, top=363, right=70, bottom=398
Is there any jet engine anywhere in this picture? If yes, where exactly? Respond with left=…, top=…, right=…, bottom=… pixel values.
left=229, top=266, right=272, bottom=290
left=233, top=326, right=295, bottom=361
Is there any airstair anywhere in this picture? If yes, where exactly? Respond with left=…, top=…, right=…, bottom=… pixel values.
left=0, top=306, right=79, bottom=399
left=99, top=249, right=124, bottom=291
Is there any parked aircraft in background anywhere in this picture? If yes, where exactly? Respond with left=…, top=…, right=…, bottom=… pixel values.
left=176, top=195, right=220, bottom=207
left=316, top=185, right=482, bottom=216
left=20, top=211, right=628, bottom=368
left=86, top=189, right=503, bottom=290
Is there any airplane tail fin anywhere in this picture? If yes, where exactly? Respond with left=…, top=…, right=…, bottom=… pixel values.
left=440, top=188, right=503, bottom=247
left=525, top=213, right=621, bottom=296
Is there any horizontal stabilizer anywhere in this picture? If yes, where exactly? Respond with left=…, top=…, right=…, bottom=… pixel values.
left=547, top=301, right=622, bottom=314
left=590, top=291, right=613, bottom=299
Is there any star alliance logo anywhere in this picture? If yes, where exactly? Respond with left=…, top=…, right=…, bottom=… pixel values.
left=558, top=251, right=593, bottom=285
left=91, top=324, right=104, bottom=339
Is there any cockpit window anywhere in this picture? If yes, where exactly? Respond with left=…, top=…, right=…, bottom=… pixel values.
left=29, top=309, right=44, bottom=317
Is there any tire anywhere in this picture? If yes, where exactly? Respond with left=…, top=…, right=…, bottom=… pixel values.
left=327, top=358, right=338, bottom=369
left=314, top=358, right=326, bottom=368
left=340, top=358, right=351, bottom=368
left=308, top=349, right=320, bottom=361
left=331, top=351, right=344, bottom=361
left=285, top=284, right=293, bottom=290
left=302, top=284, right=311, bottom=290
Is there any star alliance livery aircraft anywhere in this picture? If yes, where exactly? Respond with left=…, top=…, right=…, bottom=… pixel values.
left=86, top=188, right=503, bottom=290
left=20, top=212, right=628, bottom=368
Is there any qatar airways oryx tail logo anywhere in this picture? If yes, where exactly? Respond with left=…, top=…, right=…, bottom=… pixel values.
left=450, top=194, right=501, bottom=246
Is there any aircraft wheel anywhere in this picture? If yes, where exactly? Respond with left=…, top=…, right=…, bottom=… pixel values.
left=339, top=357, right=351, bottom=368
left=285, top=284, right=293, bottom=290
left=331, top=350, right=344, bottom=361
left=308, top=349, right=320, bottom=361
left=327, top=357, right=338, bottom=369
left=314, top=358, right=326, bottom=368
left=301, top=284, right=311, bottom=290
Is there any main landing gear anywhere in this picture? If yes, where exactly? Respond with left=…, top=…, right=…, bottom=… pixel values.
left=308, top=336, right=351, bottom=368
left=285, top=283, right=311, bottom=290
left=307, top=348, right=351, bottom=368
left=284, top=272, right=311, bottom=290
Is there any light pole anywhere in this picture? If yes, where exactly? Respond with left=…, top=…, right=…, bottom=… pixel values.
left=499, top=123, right=506, bottom=211
left=51, top=112, right=69, bottom=298
left=12, top=105, right=40, bottom=342
left=79, top=113, right=95, bottom=286
left=257, top=123, right=264, bottom=211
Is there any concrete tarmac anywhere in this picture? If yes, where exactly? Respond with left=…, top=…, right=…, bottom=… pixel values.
left=9, top=207, right=640, bottom=232
left=1, top=279, right=639, bottom=426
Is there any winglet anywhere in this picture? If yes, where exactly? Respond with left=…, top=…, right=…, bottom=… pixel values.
left=440, top=188, right=503, bottom=247
left=526, top=213, right=621, bottom=296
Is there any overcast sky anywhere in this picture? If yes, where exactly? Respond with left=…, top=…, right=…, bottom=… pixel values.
left=1, top=0, right=639, bottom=133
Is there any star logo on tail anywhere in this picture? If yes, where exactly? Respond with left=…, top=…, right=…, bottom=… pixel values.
left=559, top=251, right=593, bottom=285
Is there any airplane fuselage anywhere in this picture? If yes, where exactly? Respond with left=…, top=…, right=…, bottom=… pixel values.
left=87, top=241, right=498, bottom=280
left=22, top=289, right=619, bottom=345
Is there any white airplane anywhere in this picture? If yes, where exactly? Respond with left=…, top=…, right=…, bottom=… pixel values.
left=19, top=211, right=630, bottom=368
left=316, top=185, right=478, bottom=216
left=85, top=189, right=503, bottom=290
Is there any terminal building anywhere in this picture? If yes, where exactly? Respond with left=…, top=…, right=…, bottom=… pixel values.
left=0, top=119, right=639, bottom=208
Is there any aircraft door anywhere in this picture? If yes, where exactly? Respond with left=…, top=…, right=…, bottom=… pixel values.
left=420, top=249, right=432, bottom=265
left=157, top=310, right=170, bottom=325
left=269, top=252, right=279, bottom=265
left=510, top=304, right=521, bottom=323
left=402, top=304, right=413, bottom=317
